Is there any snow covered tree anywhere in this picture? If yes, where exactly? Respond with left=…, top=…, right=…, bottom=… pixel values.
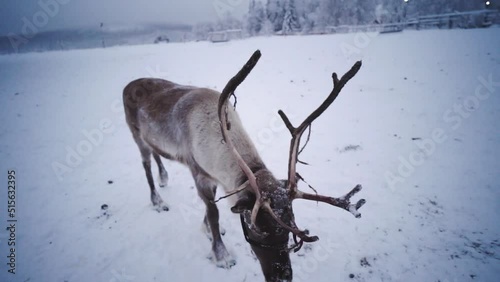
left=267, top=0, right=286, bottom=32
left=260, top=18, right=275, bottom=35
left=373, top=0, right=408, bottom=23
left=337, top=0, right=359, bottom=26
left=245, top=0, right=488, bottom=36
left=297, top=0, right=321, bottom=33
left=315, top=0, right=338, bottom=29
left=452, top=0, right=483, bottom=11
left=192, top=22, right=215, bottom=41
left=247, top=0, right=266, bottom=36
left=282, top=0, right=301, bottom=34
left=355, top=0, right=377, bottom=24
left=403, top=0, right=475, bottom=17
left=215, top=12, right=243, bottom=31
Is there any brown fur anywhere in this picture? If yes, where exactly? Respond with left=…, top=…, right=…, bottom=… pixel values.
left=123, top=78, right=292, bottom=280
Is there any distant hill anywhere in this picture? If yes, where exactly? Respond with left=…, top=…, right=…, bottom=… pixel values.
left=0, top=23, right=192, bottom=54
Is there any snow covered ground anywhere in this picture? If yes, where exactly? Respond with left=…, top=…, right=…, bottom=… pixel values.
left=0, top=27, right=499, bottom=282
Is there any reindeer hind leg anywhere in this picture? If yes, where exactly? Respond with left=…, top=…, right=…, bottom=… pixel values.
left=153, top=152, right=169, bottom=188
left=133, top=135, right=169, bottom=212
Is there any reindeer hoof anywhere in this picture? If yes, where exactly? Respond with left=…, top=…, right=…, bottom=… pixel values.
left=216, top=256, right=236, bottom=269
left=207, top=254, right=236, bottom=269
left=155, top=205, right=169, bottom=212
left=151, top=198, right=169, bottom=212
left=210, top=245, right=236, bottom=269
left=151, top=190, right=169, bottom=211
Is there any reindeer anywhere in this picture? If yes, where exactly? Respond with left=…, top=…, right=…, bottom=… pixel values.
left=123, top=50, right=365, bottom=282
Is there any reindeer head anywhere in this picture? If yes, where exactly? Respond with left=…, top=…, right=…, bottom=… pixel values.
left=231, top=172, right=294, bottom=281
left=217, top=50, right=366, bottom=282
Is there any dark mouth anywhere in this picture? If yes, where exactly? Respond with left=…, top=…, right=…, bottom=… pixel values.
left=240, top=214, right=290, bottom=251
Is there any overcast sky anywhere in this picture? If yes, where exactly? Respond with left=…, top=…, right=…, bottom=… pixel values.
left=0, top=0, right=249, bottom=35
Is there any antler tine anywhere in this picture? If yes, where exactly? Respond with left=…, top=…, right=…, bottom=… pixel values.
left=295, top=184, right=366, bottom=218
left=278, top=61, right=362, bottom=196
left=217, top=50, right=264, bottom=229
left=261, top=201, right=319, bottom=243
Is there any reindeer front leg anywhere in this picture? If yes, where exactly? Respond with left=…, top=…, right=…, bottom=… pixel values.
left=192, top=170, right=236, bottom=269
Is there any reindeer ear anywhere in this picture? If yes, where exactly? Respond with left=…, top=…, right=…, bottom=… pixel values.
left=231, top=197, right=254, bottom=214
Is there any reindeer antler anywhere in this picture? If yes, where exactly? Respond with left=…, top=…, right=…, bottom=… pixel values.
left=271, top=61, right=365, bottom=249
left=218, top=51, right=365, bottom=248
left=217, top=50, right=266, bottom=232
left=261, top=201, right=319, bottom=244
left=278, top=61, right=365, bottom=214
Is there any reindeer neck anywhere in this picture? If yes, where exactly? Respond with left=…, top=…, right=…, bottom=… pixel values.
left=235, top=163, right=267, bottom=188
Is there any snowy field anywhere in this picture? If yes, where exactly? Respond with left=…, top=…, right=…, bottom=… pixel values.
left=0, top=27, right=499, bottom=282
